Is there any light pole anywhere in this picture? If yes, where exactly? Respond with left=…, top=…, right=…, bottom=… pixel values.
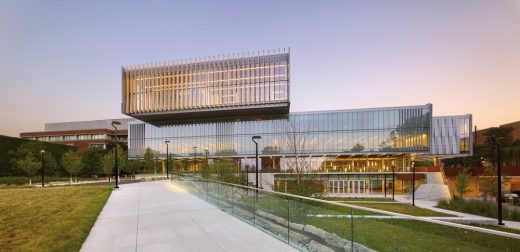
left=193, top=146, right=197, bottom=172
left=384, top=171, right=387, bottom=198
left=111, top=121, right=121, bottom=189
left=165, top=140, right=170, bottom=179
left=411, top=161, right=416, bottom=206
left=40, top=150, right=45, bottom=187
left=204, top=148, right=209, bottom=172
left=392, top=166, right=395, bottom=200
left=252, top=136, right=261, bottom=189
left=492, top=135, right=505, bottom=225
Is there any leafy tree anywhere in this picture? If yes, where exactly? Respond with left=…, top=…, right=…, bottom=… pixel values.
left=483, top=126, right=514, bottom=148
left=201, top=155, right=211, bottom=179
left=42, top=152, right=57, bottom=176
left=9, top=142, right=56, bottom=184
left=380, top=131, right=397, bottom=151
left=478, top=158, right=506, bottom=202
left=143, top=147, right=157, bottom=173
left=351, top=143, right=365, bottom=152
left=101, top=153, right=114, bottom=182
left=114, top=145, right=127, bottom=176
left=15, top=152, right=40, bottom=186
left=209, top=158, right=239, bottom=183
left=456, top=168, right=471, bottom=199
left=126, top=159, right=141, bottom=178
left=62, top=150, right=82, bottom=184
left=81, top=147, right=102, bottom=176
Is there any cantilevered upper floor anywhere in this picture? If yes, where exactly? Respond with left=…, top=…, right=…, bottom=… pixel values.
left=122, top=50, right=290, bottom=125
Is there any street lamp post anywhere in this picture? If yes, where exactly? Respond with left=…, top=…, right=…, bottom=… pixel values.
left=193, top=146, right=197, bottom=172
left=165, top=141, right=170, bottom=179
left=492, top=135, right=505, bottom=225
left=252, top=136, right=261, bottom=189
left=392, top=166, right=395, bottom=200
left=111, top=121, right=121, bottom=189
left=204, top=148, right=209, bottom=172
left=411, top=161, right=416, bottom=206
left=384, top=172, right=387, bottom=198
left=40, top=150, right=45, bottom=187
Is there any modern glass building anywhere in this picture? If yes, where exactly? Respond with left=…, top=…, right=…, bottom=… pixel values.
left=122, top=51, right=290, bottom=124
left=123, top=50, right=472, bottom=193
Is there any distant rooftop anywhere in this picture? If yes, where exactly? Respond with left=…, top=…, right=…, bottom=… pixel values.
left=45, top=118, right=134, bottom=132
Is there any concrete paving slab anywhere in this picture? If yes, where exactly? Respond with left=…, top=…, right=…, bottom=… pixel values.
left=81, top=180, right=297, bottom=252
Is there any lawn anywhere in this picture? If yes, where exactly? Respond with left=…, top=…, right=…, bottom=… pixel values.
left=466, top=224, right=520, bottom=235
left=305, top=217, right=520, bottom=251
left=346, top=202, right=454, bottom=217
left=0, top=185, right=112, bottom=252
left=322, top=196, right=453, bottom=216
left=323, top=196, right=396, bottom=202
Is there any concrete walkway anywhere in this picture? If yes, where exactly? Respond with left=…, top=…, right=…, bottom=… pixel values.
left=80, top=181, right=296, bottom=252
left=394, top=195, right=520, bottom=230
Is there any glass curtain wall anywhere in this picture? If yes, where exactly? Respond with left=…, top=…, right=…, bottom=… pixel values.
left=129, top=104, right=432, bottom=161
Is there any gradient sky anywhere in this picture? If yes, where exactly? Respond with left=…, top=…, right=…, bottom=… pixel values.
left=1, top=0, right=519, bottom=137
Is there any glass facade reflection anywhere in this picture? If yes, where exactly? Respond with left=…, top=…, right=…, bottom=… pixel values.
left=123, top=51, right=473, bottom=175
left=129, top=104, right=432, bottom=161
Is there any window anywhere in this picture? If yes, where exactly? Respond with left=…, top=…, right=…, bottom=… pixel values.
left=63, top=135, right=76, bottom=141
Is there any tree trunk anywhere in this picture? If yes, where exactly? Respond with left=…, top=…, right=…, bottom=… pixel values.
left=70, top=175, right=72, bottom=185
left=29, top=178, right=32, bottom=187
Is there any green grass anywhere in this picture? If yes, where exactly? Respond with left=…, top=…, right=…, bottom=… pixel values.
left=0, top=185, right=112, bottom=252
left=466, top=224, right=520, bottom=235
left=321, top=196, right=452, bottom=216
left=438, top=198, right=520, bottom=221
left=346, top=202, right=454, bottom=217
left=0, top=176, right=102, bottom=186
left=305, top=217, right=520, bottom=251
left=323, top=196, right=396, bottom=202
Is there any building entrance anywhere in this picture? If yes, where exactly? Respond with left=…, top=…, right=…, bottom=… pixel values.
left=329, top=180, right=368, bottom=194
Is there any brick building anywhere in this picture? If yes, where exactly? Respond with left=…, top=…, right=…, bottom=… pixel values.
left=20, top=119, right=133, bottom=150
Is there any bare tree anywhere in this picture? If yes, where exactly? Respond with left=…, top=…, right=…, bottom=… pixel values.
left=278, top=119, right=324, bottom=197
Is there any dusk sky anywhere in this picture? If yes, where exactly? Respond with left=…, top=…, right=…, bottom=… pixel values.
left=1, top=0, right=519, bottom=137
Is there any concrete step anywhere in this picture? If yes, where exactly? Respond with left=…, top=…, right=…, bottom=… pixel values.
left=415, top=184, right=451, bottom=201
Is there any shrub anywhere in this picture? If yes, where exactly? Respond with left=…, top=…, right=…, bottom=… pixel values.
left=0, top=176, right=99, bottom=186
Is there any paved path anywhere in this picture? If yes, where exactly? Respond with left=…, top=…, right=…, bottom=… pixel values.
left=80, top=181, right=296, bottom=252
left=394, top=195, right=520, bottom=230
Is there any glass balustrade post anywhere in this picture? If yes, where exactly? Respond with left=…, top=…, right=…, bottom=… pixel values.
left=286, top=196, right=290, bottom=244
left=217, top=181, right=220, bottom=209
left=350, top=207, right=354, bottom=252
left=254, top=189, right=257, bottom=227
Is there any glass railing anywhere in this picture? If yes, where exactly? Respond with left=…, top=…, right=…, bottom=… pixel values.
left=172, top=173, right=520, bottom=252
